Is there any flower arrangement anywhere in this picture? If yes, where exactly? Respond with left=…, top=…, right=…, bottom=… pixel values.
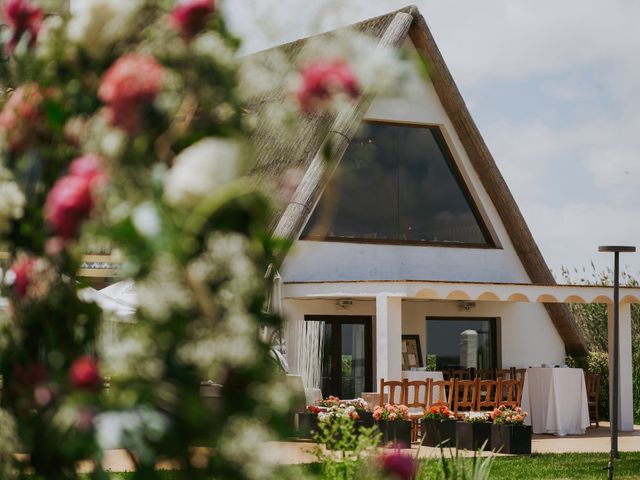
left=319, top=395, right=341, bottom=408
left=372, top=403, right=410, bottom=421
left=424, top=404, right=455, bottom=421
left=462, top=411, right=490, bottom=423
left=317, top=404, right=360, bottom=423
left=491, top=405, right=528, bottom=425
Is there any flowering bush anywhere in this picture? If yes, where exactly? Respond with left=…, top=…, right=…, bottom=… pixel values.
left=462, top=411, right=490, bottom=423
left=424, top=404, right=455, bottom=421
left=372, top=403, right=410, bottom=421
left=319, top=395, right=341, bottom=408
left=317, top=404, right=360, bottom=423
left=491, top=405, right=528, bottom=425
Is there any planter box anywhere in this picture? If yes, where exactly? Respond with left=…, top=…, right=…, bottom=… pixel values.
left=490, top=424, right=531, bottom=454
left=296, top=412, right=320, bottom=439
left=421, top=419, right=457, bottom=447
left=356, top=411, right=375, bottom=429
left=376, top=420, right=412, bottom=448
left=456, top=422, right=492, bottom=451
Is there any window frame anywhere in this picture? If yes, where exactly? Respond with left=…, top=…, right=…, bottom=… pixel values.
left=300, top=120, right=496, bottom=248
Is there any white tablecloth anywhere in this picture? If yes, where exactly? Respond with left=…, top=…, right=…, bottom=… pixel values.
left=402, top=371, right=445, bottom=408
left=521, top=367, right=590, bottom=436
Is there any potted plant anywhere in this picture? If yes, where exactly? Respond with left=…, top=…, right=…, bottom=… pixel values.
left=490, top=405, right=531, bottom=454
left=344, top=398, right=375, bottom=429
left=456, top=412, right=492, bottom=450
left=372, top=404, right=412, bottom=448
left=297, top=404, right=327, bottom=439
left=421, top=405, right=456, bottom=447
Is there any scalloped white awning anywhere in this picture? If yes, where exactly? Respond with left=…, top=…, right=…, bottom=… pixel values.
left=283, top=280, right=640, bottom=304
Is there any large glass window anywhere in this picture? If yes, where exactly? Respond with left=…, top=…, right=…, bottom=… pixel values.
left=302, top=122, right=492, bottom=246
left=425, top=317, right=497, bottom=370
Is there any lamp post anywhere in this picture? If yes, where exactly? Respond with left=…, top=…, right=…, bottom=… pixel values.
left=598, top=245, right=635, bottom=480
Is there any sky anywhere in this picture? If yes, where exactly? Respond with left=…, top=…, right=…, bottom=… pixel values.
left=224, top=0, right=640, bottom=281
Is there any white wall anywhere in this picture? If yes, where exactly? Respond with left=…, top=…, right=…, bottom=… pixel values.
left=281, top=38, right=531, bottom=285
left=284, top=298, right=566, bottom=382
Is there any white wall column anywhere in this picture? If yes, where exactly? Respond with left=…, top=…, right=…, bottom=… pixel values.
left=607, top=303, right=634, bottom=431
left=375, top=294, right=403, bottom=387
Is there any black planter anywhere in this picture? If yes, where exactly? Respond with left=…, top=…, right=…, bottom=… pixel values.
left=296, top=412, right=320, bottom=439
left=490, top=424, right=531, bottom=454
left=421, top=419, right=457, bottom=447
left=456, top=422, right=492, bottom=451
left=376, top=420, right=412, bottom=448
left=356, top=411, right=375, bottom=429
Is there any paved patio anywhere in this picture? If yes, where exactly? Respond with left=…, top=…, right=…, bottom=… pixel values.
left=81, top=423, right=640, bottom=472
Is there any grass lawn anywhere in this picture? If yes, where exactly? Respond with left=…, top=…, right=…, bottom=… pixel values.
left=60, top=452, right=640, bottom=479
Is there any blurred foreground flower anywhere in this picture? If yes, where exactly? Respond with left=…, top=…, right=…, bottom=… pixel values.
left=0, top=83, right=46, bottom=152
left=380, top=452, right=418, bottom=480
left=296, top=58, right=360, bottom=113
left=2, top=0, right=42, bottom=54
left=170, top=0, right=216, bottom=43
left=68, top=356, right=102, bottom=390
left=98, top=53, right=165, bottom=133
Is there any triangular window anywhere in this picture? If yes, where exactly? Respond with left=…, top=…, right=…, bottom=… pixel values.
left=301, top=122, right=493, bottom=246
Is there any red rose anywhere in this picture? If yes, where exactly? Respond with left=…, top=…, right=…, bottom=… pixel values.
left=10, top=255, right=37, bottom=299
left=2, top=0, right=43, bottom=54
left=68, top=356, right=102, bottom=390
left=0, top=83, right=45, bottom=152
left=380, top=452, right=417, bottom=480
left=98, top=53, right=165, bottom=133
left=45, top=175, right=94, bottom=240
left=170, top=0, right=215, bottom=43
left=296, top=59, right=360, bottom=114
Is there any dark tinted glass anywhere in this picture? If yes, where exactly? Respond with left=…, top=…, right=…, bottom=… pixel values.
left=426, top=318, right=496, bottom=370
left=302, top=123, right=490, bottom=245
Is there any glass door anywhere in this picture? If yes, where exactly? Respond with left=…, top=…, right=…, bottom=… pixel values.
left=306, top=315, right=372, bottom=399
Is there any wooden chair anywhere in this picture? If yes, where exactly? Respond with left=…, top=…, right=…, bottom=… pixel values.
left=494, top=369, right=512, bottom=380
left=476, top=380, right=499, bottom=411
left=428, top=379, right=453, bottom=408
left=476, top=368, right=494, bottom=380
left=584, top=371, right=600, bottom=427
left=452, top=378, right=478, bottom=416
left=451, top=369, right=470, bottom=381
left=380, top=378, right=405, bottom=406
left=403, top=378, right=430, bottom=442
left=497, top=378, right=523, bottom=408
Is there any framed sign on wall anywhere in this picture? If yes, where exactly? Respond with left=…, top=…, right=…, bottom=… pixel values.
left=401, top=334, right=423, bottom=370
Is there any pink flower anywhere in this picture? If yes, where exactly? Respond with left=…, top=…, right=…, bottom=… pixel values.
left=296, top=58, right=360, bottom=114
left=2, top=0, right=43, bottom=54
left=44, top=155, right=105, bottom=241
left=380, top=452, right=417, bottom=480
left=98, top=53, right=165, bottom=133
left=0, top=83, right=45, bottom=152
left=10, top=255, right=37, bottom=299
left=170, top=0, right=215, bottom=42
left=68, top=356, right=102, bottom=390
left=388, top=412, right=397, bottom=421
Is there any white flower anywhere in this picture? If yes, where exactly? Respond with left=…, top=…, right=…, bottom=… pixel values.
left=67, top=0, right=143, bottom=58
left=163, top=138, right=241, bottom=208
left=0, top=167, right=26, bottom=234
left=95, top=408, right=169, bottom=450
left=132, top=202, right=161, bottom=238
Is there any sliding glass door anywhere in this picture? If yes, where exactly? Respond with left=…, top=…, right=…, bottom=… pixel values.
left=306, top=315, right=372, bottom=399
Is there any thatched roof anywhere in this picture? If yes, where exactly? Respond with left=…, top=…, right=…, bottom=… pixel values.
left=242, top=6, right=586, bottom=356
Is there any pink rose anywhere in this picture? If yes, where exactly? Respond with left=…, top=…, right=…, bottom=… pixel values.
left=68, top=356, right=102, bottom=390
left=45, top=175, right=94, bottom=240
left=170, top=0, right=215, bottom=43
left=98, top=53, right=165, bottom=133
left=10, top=255, right=37, bottom=299
left=296, top=58, right=360, bottom=114
left=2, top=0, right=42, bottom=54
left=0, top=83, right=45, bottom=152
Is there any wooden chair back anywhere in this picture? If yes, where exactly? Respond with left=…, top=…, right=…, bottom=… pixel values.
left=476, top=380, right=499, bottom=411
left=403, top=378, right=430, bottom=412
left=497, top=378, right=523, bottom=408
left=494, top=369, right=512, bottom=380
left=428, top=379, right=453, bottom=408
left=476, top=368, right=494, bottom=380
left=380, top=378, right=404, bottom=406
left=452, top=378, right=478, bottom=415
left=452, top=369, right=470, bottom=380
left=584, top=371, right=600, bottom=427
